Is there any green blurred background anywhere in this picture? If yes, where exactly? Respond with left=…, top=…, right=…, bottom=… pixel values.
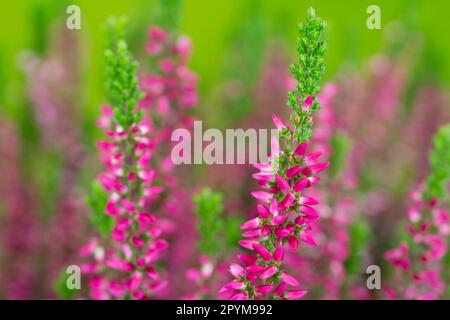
left=0, top=0, right=449, bottom=300
left=0, top=0, right=449, bottom=124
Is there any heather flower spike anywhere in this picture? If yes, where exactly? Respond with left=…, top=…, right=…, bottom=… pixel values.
left=104, top=17, right=143, bottom=128
left=183, top=188, right=226, bottom=299
left=288, top=7, right=326, bottom=143
left=80, top=17, right=168, bottom=299
left=385, top=125, right=450, bottom=299
left=221, top=7, right=327, bottom=300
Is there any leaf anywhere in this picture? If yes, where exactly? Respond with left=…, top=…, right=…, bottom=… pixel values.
left=344, top=217, right=371, bottom=275
left=329, top=132, right=350, bottom=177
left=193, top=188, right=225, bottom=256
left=425, top=124, right=450, bottom=201
left=54, top=268, right=78, bottom=300
left=87, top=181, right=114, bottom=238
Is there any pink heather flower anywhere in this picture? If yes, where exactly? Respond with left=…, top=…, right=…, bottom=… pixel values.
left=281, top=272, right=299, bottom=287
left=239, top=240, right=258, bottom=250
left=271, top=214, right=287, bottom=226
left=81, top=86, right=173, bottom=299
left=256, top=285, right=274, bottom=294
left=21, top=28, right=88, bottom=298
left=0, top=121, right=42, bottom=299
left=229, top=264, right=245, bottom=278
left=385, top=184, right=449, bottom=299
left=240, top=217, right=260, bottom=230
left=272, top=114, right=287, bottom=130
left=302, top=96, right=314, bottom=111
left=300, top=232, right=317, bottom=246
left=251, top=191, right=272, bottom=203
left=272, top=246, right=285, bottom=262
left=221, top=64, right=327, bottom=302
left=220, top=116, right=326, bottom=299
left=288, top=236, right=299, bottom=249
left=182, top=255, right=218, bottom=298
left=260, top=266, right=278, bottom=279
left=285, top=290, right=307, bottom=300
left=257, top=204, right=271, bottom=219
left=230, top=292, right=248, bottom=300
left=252, top=244, right=272, bottom=261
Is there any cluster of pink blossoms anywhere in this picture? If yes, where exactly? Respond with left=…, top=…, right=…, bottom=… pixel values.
left=139, top=26, right=200, bottom=297
left=183, top=255, right=230, bottom=300
left=384, top=185, right=449, bottom=299
left=22, top=28, right=87, bottom=297
left=80, top=104, right=168, bottom=299
left=140, top=26, right=197, bottom=121
left=220, top=98, right=329, bottom=299
left=286, top=83, right=368, bottom=299
left=0, top=121, right=41, bottom=299
left=220, top=8, right=328, bottom=300
left=183, top=256, right=215, bottom=299
left=80, top=23, right=200, bottom=299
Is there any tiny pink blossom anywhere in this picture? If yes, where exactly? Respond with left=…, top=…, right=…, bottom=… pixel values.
left=285, top=289, right=307, bottom=299
left=272, top=114, right=287, bottom=130
left=240, top=217, right=260, bottom=230
left=281, top=272, right=300, bottom=286
left=252, top=244, right=272, bottom=261
left=260, top=265, right=277, bottom=279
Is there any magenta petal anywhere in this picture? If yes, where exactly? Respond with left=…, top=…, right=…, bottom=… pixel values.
left=303, top=95, right=314, bottom=108
left=253, top=162, right=272, bottom=171
left=278, top=193, right=295, bottom=211
left=299, top=196, right=319, bottom=205
left=294, top=141, right=308, bottom=157
left=288, top=236, right=299, bottom=249
left=300, top=232, right=317, bottom=246
left=252, top=172, right=273, bottom=182
left=252, top=244, right=272, bottom=261
left=260, top=265, right=277, bottom=279
left=251, top=191, right=272, bottom=203
left=307, top=176, right=320, bottom=186
left=256, top=285, right=274, bottom=294
left=242, top=229, right=262, bottom=238
left=237, top=254, right=258, bottom=265
left=274, top=228, right=290, bottom=238
left=261, top=225, right=271, bottom=236
left=257, top=204, right=271, bottom=219
left=229, top=264, right=245, bottom=278
left=272, top=114, right=287, bottom=130
left=226, top=281, right=245, bottom=291
left=286, top=166, right=302, bottom=179
left=274, top=282, right=287, bottom=297
left=239, top=240, right=258, bottom=250
left=275, top=175, right=291, bottom=192
left=230, top=292, right=248, bottom=300
left=293, top=178, right=309, bottom=192
left=272, top=246, right=285, bottom=262
left=240, top=217, right=260, bottom=230
left=270, top=135, right=280, bottom=158
left=300, top=205, right=319, bottom=218
left=219, top=281, right=244, bottom=295
left=309, top=161, right=330, bottom=173
left=246, top=265, right=266, bottom=274
left=281, top=272, right=300, bottom=286
left=270, top=198, right=279, bottom=216
left=305, top=150, right=321, bottom=164
left=271, top=214, right=287, bottom=226
left=285, top=289, right=307, bottom=300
